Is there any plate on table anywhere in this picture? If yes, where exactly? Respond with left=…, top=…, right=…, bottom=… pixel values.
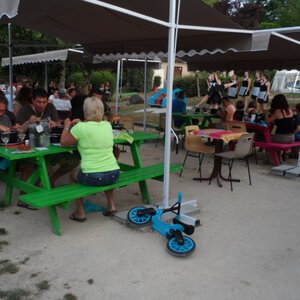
left=0, top=142, right=22, bottom=148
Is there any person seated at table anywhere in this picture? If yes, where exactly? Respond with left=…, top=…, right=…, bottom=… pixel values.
left=295, top=103, right=300, bottom=141
left=0, top=97, right=12, bottom=132
left=16, top=88, right=79, bottom=209
left=60, top=97, right=120, bottom=222
left=247, top=101, right=257, bottom=117
left=264, top=94, right=296, bottom=144
left=233, top=100, right=245, bottom=121
left=52, top=88, right=72, bottom=121
left=0, top=92, right=16, bottom=129
left=71, top=87, right=88, bottom=121
left=13, top=86, right=33, bottom=116
left=172, top=90, right=187, bottom=128
left=216, top=96, right=236, bottom=129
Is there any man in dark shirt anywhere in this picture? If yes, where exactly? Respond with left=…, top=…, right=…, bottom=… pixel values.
left=16, top=88, right=60, bottom=131
left=16, top=88, right=79, bottom=209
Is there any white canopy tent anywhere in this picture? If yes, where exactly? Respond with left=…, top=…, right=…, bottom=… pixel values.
left=0, top=0, right=254, bottom=208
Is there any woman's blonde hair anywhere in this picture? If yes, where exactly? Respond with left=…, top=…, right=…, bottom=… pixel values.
left=83, top=97, right=104, bottom=121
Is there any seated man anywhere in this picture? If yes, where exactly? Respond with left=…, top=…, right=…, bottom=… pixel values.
left=172, top=90, right=187, bottom=128
left=16, top=88, right=79, bottom=209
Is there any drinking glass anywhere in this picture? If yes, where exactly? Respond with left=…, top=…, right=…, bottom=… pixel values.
left=1, top=132, right=10, bottom=151
left=18, top=131, right=26, bottom=144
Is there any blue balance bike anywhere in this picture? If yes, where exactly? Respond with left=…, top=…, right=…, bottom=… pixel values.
left=127, top=192, right=198, bottom=257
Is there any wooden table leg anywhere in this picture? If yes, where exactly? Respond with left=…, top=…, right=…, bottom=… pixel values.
left=2, top=161, right=17, bottom=206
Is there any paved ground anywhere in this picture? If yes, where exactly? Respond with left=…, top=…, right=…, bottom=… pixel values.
left=0, top=141, right=299, bottom=300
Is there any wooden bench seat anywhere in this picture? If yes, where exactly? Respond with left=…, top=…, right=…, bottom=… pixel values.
left=20, top=163, right=182, bottom=235
left=254, top=141, right=300, bottom=166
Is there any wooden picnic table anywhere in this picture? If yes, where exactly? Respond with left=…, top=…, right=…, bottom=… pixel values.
left=0, top=131, right=183, bottom=235
left=172, top=112, right=221, bottom=128
left=0, top=132, right=158, bottom=207
left=245, top=122, right=300, bottom=166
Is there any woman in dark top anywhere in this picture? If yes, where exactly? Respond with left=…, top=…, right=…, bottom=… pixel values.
left=251, top=71, right=262, bottom=104
left=257, top=73, right=271, bottom=111
left=265, top=94, right=295, bottom=143
left=239, top=71, right=251, bottom=109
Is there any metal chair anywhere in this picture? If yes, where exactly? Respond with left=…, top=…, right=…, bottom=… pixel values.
left=214, top=132, right=254, bottom=191
left=180, top=125, right=215, bottom=177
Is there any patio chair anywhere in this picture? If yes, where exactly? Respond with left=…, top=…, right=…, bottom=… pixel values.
left=180, top=125, right=215, bottom=177
left=225, top=121, right=247, bottom=133
left=214, top=132, right=254, bottom=191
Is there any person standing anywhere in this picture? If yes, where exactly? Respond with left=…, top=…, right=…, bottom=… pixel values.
left=239, top=71, right=251, bottom=109
left=257, top=73, right=271, bottom=112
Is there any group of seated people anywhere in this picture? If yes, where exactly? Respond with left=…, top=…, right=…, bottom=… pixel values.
left=171, top=86, right=300, bottom=146
left=0, top=84, right=119, bottom=222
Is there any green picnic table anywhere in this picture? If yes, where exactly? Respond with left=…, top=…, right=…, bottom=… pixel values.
left=0, top=132, right=182, bottom=235
left=172, top=112, right=221, bottom=128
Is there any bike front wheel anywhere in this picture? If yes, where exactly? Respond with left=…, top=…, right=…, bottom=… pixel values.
left=167, top=236, right=196, bottom=257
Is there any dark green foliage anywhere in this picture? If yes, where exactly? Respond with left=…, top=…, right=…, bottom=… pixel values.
left=67, top=72, right=86, bottom=89
left=126, top=68, right=154, bottom=92
left=0, top=288, right=30, bottom=300
left=87, top=279, right=94, bottom=285
left=174, top=75, right=207, bottom=97
left=0, top=241, right=9, bottom=251
left=89, top=71, right=116, bottom=92
left=36, top=280, right=50, bottom=291
left=64, top=293, right=77, bottom=300
left=0, top=260, right=19, bottom=275
left=0, top=228, right=8, bottom=236
left=153, top=76, right=162, bottom=88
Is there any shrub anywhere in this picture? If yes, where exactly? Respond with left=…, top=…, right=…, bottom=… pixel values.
left=89, top=70, right=116, bottom=92
left=127, top=68, right=154, bottom=92
left=67, top=72, right=86, bottom=88
left=174, top=75, right=207, bottom=97
left=153, top=76, right=162, bottom=88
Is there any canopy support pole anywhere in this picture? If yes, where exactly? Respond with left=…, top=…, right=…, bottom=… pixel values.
left=162, top=0, right=177, bottom=208
left=143, top=58, right=148, bottom=132
left=44, top=62, right=48, bottom=91
left=8, top=23, right=13, bottom=111
left=115, top=59, right=121, bottom=114
left=120, top=59, right=124, bottom=97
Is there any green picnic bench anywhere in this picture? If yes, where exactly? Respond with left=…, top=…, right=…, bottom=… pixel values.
left=20, top=163, right=182, bottom=236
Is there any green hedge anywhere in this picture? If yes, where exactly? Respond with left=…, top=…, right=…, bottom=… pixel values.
left=173, top=75, right=207, bottom=97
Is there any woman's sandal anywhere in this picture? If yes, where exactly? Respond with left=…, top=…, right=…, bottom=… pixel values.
left=102, top=210, right=117, bottom=217
left=69, top=213, right=87, bottom=222
left=17, top=201, right=38, bottom=211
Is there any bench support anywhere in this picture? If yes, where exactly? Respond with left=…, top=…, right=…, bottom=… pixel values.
left=48, top=206, right=62, bottom=236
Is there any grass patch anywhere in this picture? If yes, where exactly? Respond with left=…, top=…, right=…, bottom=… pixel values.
left=87, top=279, right=94, bottom=285
left=0, top=288, right=30, bottom=300
left=0, top=241, right=9, bottom=251
left=0, top=260, right=19, bottom=275
left=30, top=273, right=39, bottom=278
left=36, top=280, right=50, bottom=291
left=63, top=293, right=77, bottom=300
left=0, top=229, right=8, bottom=236
left=19, top=257, right=29, bottom=265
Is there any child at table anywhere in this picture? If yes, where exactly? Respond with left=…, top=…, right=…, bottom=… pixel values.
left=233, top=100, right=245, bottom=121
